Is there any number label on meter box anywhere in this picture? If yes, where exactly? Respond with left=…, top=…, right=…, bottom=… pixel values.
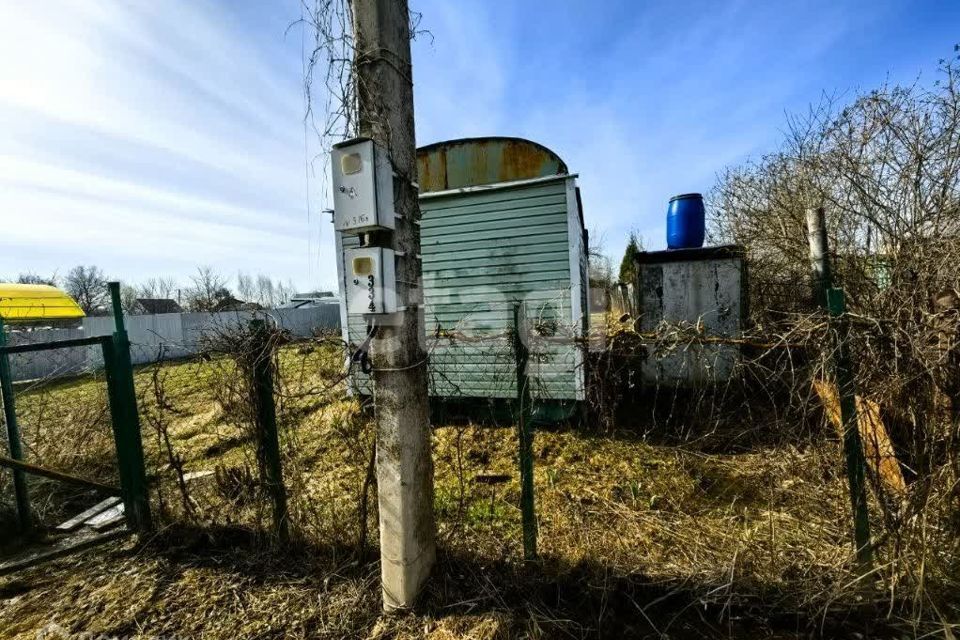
left=344, top=247, right=397, bottom=315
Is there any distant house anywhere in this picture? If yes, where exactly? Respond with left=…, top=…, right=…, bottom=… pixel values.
left=133, top=298, right=183, bottom=315
left=279, top=291, right=340, bottom=310
left=213, top=296, right=263, bottom=312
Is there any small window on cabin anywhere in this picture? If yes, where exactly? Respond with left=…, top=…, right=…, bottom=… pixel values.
left=341, top=153, right=363, bottom=175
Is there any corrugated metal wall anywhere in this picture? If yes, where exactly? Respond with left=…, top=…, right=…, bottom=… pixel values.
left=341, top=176, right=584, bottom=401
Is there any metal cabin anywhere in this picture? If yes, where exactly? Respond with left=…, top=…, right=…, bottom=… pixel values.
left=335, top=137, right=589, bottom=418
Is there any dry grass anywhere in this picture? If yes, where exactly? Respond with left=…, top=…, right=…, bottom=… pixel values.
left=0, top=340, right=955, bottom=638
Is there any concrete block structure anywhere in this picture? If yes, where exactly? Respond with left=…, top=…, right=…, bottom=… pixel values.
left=633, top=245, right=745, bottom=386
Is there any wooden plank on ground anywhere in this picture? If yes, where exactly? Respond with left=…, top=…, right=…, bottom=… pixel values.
left=182, top=470, right=214, bottom=482
left=813, top=379, right=907, bottom=503
left=84, top=503, right=125, bottom=530
left=55, top=497, right=122, bottom=532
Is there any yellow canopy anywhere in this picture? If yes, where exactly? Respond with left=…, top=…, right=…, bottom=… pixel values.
left=0, top=283, right=85, bottom=323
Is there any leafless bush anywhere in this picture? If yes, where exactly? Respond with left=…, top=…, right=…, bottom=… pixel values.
left=702, top=48, right=960, bottom=626
left=586, top=313, right=827, bottom=444
left=140, top=350, right=195, bottom=522
left=711, top=52, right=960, bottom=321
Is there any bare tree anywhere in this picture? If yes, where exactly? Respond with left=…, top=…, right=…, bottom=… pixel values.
left=138, top=277, right=178, bottom=300
left=589, top=254, right=614, bottom=291
left=236, top=271, right=294, bottom=308
left=186, top=266, right=231, bottom=312
left=711, top=47, right=960, bottom=487
left=274, top=278, right=295, bottom=306
left=64, top=265, right=108, bottom=314
left=255, top=274, right=275, bottom=308
left=236, top=272, right=255, bottom=303
left=120, top=284, right=139, bottom=314
left=711, top=51, right=960, bottom=319
left=16, top=272, right=58, bottom=286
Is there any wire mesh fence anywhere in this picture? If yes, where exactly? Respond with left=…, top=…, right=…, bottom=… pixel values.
left=0, top=338, right=120, bottom=540
left=130, top=321, right=370, bottom=549
left=1, top=289, right=957, bottom=632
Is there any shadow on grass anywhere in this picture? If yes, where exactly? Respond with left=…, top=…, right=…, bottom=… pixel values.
left=133, top=524, right=893, bottom=639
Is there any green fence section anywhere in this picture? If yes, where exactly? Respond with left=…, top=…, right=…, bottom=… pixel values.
left=512, top=304, right=538, bottom=562
left=0, top=283, right=151, bottom=536
left=826, top=287, right=872, bottom=571
left=0, top=316, right=30, bottom=531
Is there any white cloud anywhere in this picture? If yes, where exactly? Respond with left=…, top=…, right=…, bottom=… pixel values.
left=0, top=0, right=938, bottom=291
left=0, top=0, right=328, bottom=289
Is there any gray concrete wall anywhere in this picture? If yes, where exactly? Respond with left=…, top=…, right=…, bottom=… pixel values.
left=5, top=305, right=340, bottom=382
left=637, top=256, right=743, bottom=385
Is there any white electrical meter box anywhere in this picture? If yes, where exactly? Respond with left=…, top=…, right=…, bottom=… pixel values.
left=344, top=246, right=397, bottom=315
left=331, top=138, right=395, bottom=233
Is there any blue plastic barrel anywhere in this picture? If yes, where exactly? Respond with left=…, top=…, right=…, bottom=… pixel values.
left=666, top=193, right=705, bottom=249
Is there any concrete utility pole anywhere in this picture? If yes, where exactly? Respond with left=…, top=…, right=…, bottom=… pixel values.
left=805, top=207, right=831, bottom=308
left=351, top=0, right=436, bottom=610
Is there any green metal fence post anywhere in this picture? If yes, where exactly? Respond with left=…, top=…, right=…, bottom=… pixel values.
left=806, top=209, right=872, bottom=572
left=250, top=319, right=288, bottom=541
left=102, top=337, right=134, bottom=523
left=827, top=288, right=873, bottom=572
left=0, top=316, right=31, bottom=532
left=108, top=282, right=152, bottom=532
left=512, top=304, right=537, bottom=561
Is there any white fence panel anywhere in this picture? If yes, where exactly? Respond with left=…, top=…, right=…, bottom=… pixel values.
left=5, top=307, right=339, bottom=382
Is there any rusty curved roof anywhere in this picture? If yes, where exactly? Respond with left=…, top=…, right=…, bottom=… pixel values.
left=416, top=137, right=568, bottom=193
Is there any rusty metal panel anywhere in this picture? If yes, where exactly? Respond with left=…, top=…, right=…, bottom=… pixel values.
left=416, top=137, right=567, bottom=193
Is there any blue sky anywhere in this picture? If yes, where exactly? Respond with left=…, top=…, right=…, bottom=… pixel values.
left=0, top=1, right=956, bottom=292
